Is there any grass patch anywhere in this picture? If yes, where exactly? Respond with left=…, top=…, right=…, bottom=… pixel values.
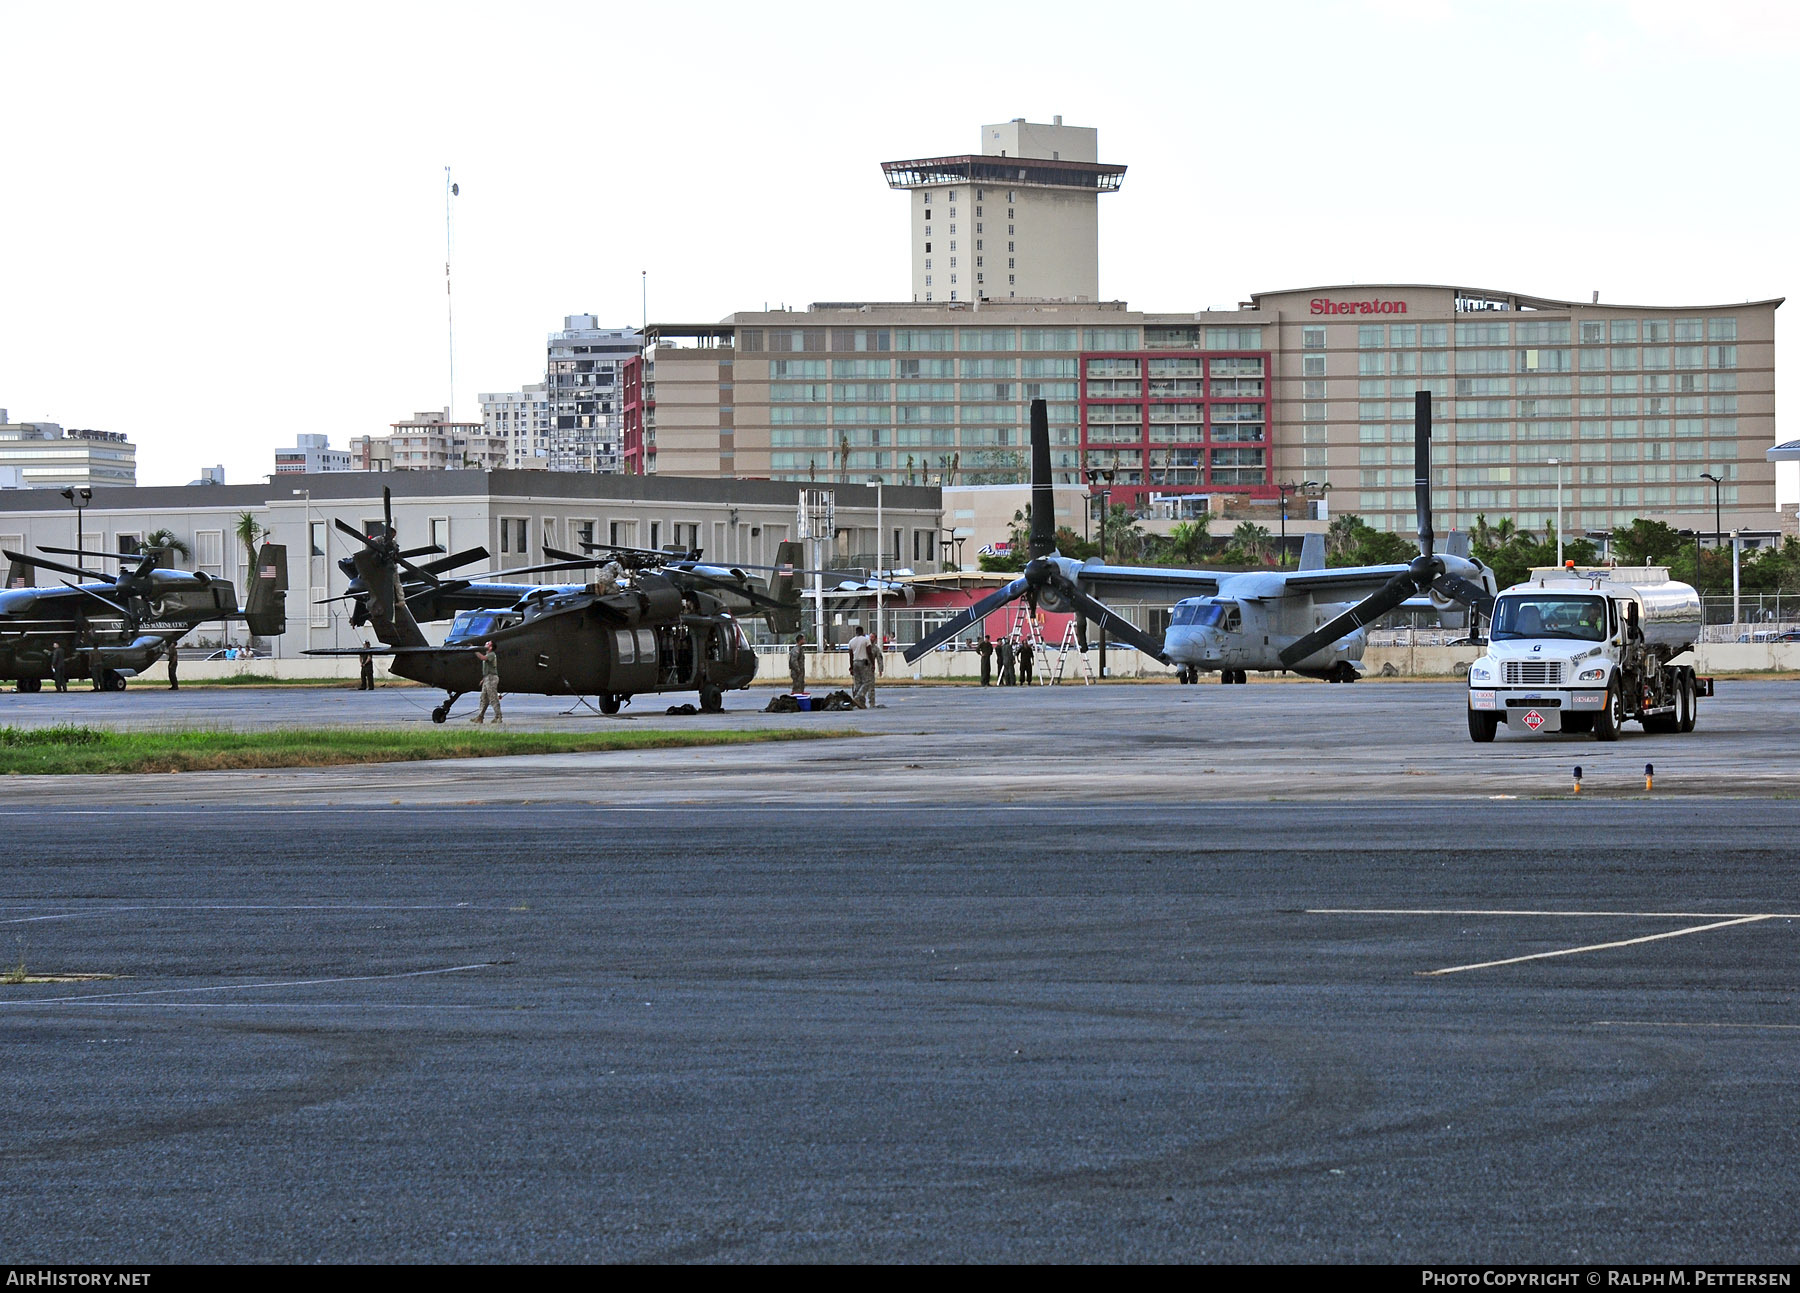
left=0, top=725, right=852, bottom=775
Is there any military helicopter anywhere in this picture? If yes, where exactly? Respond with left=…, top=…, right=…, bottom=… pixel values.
left=310, top=491, right=801, bottom=719
left=0, top=541, right=288, bottom=691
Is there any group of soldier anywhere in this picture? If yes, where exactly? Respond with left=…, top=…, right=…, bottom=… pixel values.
left=974, top=632, right=1036, bottom=687
left=787, top=625, right=886, bottom=709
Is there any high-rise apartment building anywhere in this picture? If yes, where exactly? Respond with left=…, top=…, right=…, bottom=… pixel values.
left=386, top=409, right=508, bottom=472
left=883, top=116, right=1125, bottom=303
left=480, top=384, right=551, bottom=469
left=546, top=317, right=640, bottom=473
left=273, top=434, right=354, bottom=475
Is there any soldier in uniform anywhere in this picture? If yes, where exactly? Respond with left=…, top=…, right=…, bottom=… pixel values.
left=1018, top=635, right=1035, bottom=686
left=359, top=646, right=376, bottom=691
left=50, top=641, right=67, bottom=693
left=166, top=641, right=180, bottom=691
left=996, top=634, right=1016, bottom=686
left=788, top=633, right=807, bottom=694
left=976, top=634, right=993, bottom=686
left=472, top=640, right=503, bottom=723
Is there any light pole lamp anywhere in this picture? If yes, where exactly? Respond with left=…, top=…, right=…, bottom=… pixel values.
left=1699, top=472, right=1723, bottom=550
left=60, top=485, right=93, bottom=552
left=1276, top=479, right=1319, bottom=566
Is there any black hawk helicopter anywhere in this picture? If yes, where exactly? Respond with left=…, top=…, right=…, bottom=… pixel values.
left=0, top=541, right=289, bottom=691
left=309, top=490, right=802, bottom=720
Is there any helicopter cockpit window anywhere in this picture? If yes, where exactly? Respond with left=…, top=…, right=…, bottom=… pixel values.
left=1172, top=602, right=1229, bottom=629
left=449, top=611, right=516, bottom=642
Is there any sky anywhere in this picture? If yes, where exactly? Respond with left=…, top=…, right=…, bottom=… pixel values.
left=2, top=0, right=1795, bottom=497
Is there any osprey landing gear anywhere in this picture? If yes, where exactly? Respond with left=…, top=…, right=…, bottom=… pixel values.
left=431, top=691, right=463, bottom=725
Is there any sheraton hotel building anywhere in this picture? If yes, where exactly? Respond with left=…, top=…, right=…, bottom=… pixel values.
left=634, top=283, right=1782, bottom=545
left=629, top=119, right=1782, bottom=544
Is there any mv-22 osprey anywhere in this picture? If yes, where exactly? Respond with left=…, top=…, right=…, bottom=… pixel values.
left=905, top=394, right=1494, bottom=681
left=0, top=542, right=289, bottom=690
left=313, top=490, right=803, bottom=719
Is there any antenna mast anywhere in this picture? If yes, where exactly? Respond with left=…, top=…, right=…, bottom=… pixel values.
left=445, top=167, right=458, bottom=419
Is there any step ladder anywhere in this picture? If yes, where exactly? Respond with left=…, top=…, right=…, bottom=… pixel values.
left=1049, top=616, right=1096, bottom=685
left=1004, top=599, right=1053, bottom=685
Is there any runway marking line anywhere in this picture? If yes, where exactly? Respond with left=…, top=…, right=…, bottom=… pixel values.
left=0, top=903, right=477, bottom=925
left=1596, top=1020, right=1800, bottom=1032
left=1309, top=907, right=1791, bottom=977
left=0, top=961, right=498, bottom=1008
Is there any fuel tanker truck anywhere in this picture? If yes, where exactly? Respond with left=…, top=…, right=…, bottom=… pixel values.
left=1466, top=564, right=1711, bottom=742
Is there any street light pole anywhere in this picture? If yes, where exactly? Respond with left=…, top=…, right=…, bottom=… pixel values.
left=60, top=485, right=92, bottom=554
left=1277, top=480, right=1318, bottom=567
left=1085, top=465, right=1115, bottom=677
left=1699, top=472, right=1723, bottom=550
left=1548, top=458, right=1564, bottom=567
left=867, top=476, right=883, bottom=652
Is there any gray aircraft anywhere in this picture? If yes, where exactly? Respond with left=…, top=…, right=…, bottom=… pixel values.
left=904, top=394, right=1493, bottom=681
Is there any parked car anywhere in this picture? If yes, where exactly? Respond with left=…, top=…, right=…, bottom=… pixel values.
left=1774, top=630, right=1800, bottom=642
left=202, top=648, right=268, bottom=661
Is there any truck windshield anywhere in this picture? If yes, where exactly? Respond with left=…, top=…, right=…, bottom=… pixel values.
left=1491, top=595, right=1607, bottom=642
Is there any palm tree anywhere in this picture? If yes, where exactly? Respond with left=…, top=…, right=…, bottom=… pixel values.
left=140, top=528, right=191, bottom=567
left=1325, top=515, right=1360, bottom=562
left=1233, top=521, right=1274, bottom=565
left=234, top=512, right=265, bottom=563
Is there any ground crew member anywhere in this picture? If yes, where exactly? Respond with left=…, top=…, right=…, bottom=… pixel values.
left=50, top=641, right=67, bottom=693
left=997, top=634, right=1016, bottom=686
left=788, top=633, right=807, bottom=694
left=976, top=634, right=993, bottom=686
left=359, top=646, right=376, bottom=691
left=166, top=641, right=180, bottom=691
left=847, top=624, right=881, bottom=708
left=472, top=639, right=503, bottom=724
left=1019, top=635, right=1035, bottom=686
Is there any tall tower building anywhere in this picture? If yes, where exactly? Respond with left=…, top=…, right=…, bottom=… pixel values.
left=545, top=316, right=641, bottom=473
left=882, top=116, right=1125, bottom=303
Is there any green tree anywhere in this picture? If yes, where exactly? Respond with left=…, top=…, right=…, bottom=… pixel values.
left=1612, top=518, right=1686, bottom=567
left=1325, top=514, right=1363, bottom=562
left=1166, top=516, right=1211, bottom=565
left=1231, top=521, right=1273, bottom=565
left=140, top=528, right=191, bottom=566
left=234, top=512, right=266, bottom=563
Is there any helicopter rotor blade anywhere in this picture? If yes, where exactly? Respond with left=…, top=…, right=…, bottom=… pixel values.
left=6, top=549, right=114, bottom=583
left=1062, top=585, right=1168, bottom=662
left=59, top=580, right=136, bottom=621
left=901, top=577, right=1029, bottom=663
left=416, top=547, right=490, bottom=576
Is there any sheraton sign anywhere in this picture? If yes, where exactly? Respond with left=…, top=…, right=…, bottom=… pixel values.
left=1310, top=297, right=1408, bottom=315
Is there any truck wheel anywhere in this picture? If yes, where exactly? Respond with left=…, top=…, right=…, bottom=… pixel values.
left=1594, top=685, right=1622, bottom=741
left=1679, top=669, right=1697, bottom=733
left=1467, top=708, right=1498, bottom=742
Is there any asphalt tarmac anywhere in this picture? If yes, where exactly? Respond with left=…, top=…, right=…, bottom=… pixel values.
left=1, top=680, right=1797, bottom=1262
left=0, top=677, right=1796, bottom=803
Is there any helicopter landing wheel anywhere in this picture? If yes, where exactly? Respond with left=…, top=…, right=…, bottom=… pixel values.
left=699, top=687, right=723, bottom=714
left=430, top=705, right=448, bottom=725
left=17, top=678, right=40, bottom=694
left=599, top=693, right=621, bottom=715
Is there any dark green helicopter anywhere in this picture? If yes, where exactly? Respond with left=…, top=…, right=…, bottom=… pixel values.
left=311, top=490, right=801, bottom=720
left=0, top=542, right=288, bottom=691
